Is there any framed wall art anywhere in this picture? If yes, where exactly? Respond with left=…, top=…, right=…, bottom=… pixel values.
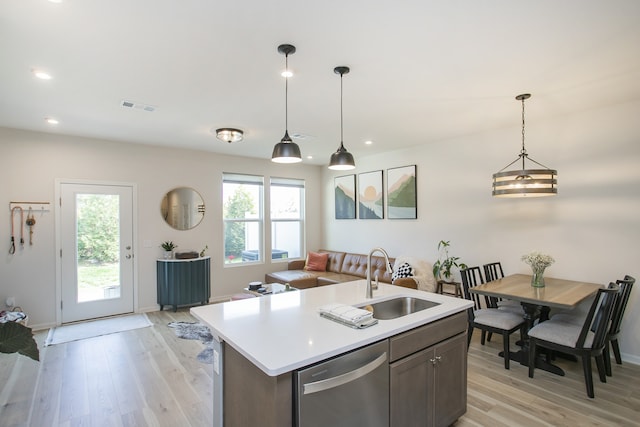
left=334, top=174, right=356, bottom=219
left=358, top=170, right=384, bottom=219
left=387, top=165, right=417, bottom=219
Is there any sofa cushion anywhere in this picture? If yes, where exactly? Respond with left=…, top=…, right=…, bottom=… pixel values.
left=319, top=250, right=346, bottom=273
left=264, top=270, right=319, bottom=289
left=339, top=253, right=395, bottom=283
left=317, top=273, right=361, bottom=286
left=305, top=251, right=328, bottom=271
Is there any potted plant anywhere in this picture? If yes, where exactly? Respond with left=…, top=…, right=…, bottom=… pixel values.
left=432, top=240, right=467, bottom=282
left=161, top=241, right=177, bottom=259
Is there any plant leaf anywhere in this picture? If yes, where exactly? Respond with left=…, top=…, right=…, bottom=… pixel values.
left=0, top=321, right=40, bottom=361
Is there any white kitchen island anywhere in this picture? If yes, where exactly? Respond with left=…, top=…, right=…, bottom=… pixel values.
left=191, top=279, right=473, bottom=427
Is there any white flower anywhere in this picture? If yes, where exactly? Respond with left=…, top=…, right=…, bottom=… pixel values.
left=521, top=251, right=555, bottom=270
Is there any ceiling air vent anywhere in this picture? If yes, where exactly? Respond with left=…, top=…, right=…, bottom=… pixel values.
left=120, top=100, right=156, bottom=112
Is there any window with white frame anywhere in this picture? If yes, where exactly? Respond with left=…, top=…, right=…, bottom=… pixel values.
left=270, top=177, right=305, bottom=262
left=223, top=173, right=263, bottom=265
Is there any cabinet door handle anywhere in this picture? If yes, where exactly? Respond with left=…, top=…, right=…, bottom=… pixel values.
left=126, top=254, right=132, bottom=259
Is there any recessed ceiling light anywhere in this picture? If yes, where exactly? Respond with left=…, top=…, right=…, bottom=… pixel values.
left=306, top=155, right=313, bottom=160
left=48, top=0, right=63, bottom=3
left=45, top=117, right=59, bottom=125
left=365, top=140, right=373, bottom=145
left=32, top=69, right=52, bottom=80
left=281, top=70, right=293, bottom=78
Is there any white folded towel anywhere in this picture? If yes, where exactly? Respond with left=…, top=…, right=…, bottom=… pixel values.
left=318, top=303, right=373, bottom=325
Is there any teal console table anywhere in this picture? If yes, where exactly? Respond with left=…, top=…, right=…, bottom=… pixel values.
left=157, top=256, right=210, bottom=312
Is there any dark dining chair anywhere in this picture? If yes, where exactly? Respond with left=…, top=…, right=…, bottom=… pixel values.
left=460, top=266, right=525, bottom=369
left=527, top=283, right=620, bottom=398
left=483, top=261, right=504, bottom=282
left=482, top=261, right=522, bottom=315
left=603, top=275, right=635, bottom=376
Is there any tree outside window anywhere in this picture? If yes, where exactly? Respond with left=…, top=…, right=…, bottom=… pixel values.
left=223, top=174, right=263, bottom=264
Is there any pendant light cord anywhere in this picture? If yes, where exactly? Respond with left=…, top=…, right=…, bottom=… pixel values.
left=520, top=96, right=527, bottom=168
left=285, top=53, right=289, bottom=133
left=340, top=72, right=344, bottom=145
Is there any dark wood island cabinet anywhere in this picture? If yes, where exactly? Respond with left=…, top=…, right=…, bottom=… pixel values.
left=221, top=311, right=467, bottom=427
left=389, top=312, right=467, bottom=427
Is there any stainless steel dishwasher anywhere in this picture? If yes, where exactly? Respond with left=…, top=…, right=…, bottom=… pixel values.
left=294, top=339, right=389, bottom=427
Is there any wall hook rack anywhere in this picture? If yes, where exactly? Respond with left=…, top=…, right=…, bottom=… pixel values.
left=9, top=201, right=50, bottom=213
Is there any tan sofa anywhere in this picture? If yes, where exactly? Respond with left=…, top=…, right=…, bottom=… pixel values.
left=264, top=249, right=417, bottom=290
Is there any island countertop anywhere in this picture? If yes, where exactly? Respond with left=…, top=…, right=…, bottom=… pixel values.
left=191, top=280, right=473, bottom=376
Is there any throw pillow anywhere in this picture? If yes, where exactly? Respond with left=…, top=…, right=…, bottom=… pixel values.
left=392, top=262, right=413, bottom=282
left=305, top=251, right=328, bottom=272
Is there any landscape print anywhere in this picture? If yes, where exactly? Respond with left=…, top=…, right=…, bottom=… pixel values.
left=334, top=175, right=356, bottom=219
left=358, top=170, right=383, bottom=219
left=387, top=165, right=417, bottom=219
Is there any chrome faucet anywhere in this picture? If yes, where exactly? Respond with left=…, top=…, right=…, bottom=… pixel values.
left=366, top=247, right=393, bottom=298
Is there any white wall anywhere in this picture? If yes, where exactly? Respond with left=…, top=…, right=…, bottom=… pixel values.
left=322, top=100, right=640, bottom=363
left=2, top=100, right=638, bottom=362
left=0, top=127, right=323, bottom=329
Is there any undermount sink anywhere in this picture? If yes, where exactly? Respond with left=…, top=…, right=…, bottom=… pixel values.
left=358, top=296, right=440, bottom=320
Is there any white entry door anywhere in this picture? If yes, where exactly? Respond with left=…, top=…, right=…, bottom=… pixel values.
left=60, top=183, right=135, bottom=323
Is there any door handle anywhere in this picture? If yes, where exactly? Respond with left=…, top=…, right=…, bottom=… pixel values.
left=302, top=352, right=387, bottom=395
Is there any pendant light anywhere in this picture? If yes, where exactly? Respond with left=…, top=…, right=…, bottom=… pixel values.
left=271, top=44, right=302, bottom=163
left=492, top=94, right=557, bottom=197
left=328, top=66, right=355, bottom=170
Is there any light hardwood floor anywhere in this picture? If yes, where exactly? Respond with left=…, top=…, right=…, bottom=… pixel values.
left=1, top=310, right=638, bottom=426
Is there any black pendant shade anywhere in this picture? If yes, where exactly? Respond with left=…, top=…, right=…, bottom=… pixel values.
left=272, top=130, right=302, bottom=163
left=329, top=142, right=355, bottom=170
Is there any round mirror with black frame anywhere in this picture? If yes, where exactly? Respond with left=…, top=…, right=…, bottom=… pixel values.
left=161, top=187, right=205, bottom=230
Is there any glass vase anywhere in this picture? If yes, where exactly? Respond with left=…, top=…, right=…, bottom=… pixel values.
left=531, top=267, right=546, bottom=288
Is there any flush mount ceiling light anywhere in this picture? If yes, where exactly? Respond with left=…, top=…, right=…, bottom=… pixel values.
left=271, top=44, right=302, bottom=164
left=32, top=69, right=52, bottom=80
left=215, top=128, right=243, bottom=143
left=328, top=66, right=355, bottom=171
left=492, top=94, right=558, bottom=198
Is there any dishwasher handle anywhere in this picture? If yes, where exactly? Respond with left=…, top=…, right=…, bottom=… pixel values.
left=302, top=352, right=387, bottom=395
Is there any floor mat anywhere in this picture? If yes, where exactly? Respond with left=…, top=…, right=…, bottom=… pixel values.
left=44, top=313, right=152, bottom=346
left=168, top=321, right=213, bottom=364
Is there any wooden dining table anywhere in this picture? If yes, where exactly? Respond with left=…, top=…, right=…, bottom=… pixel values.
left=469, top=273, right=602, bottom=375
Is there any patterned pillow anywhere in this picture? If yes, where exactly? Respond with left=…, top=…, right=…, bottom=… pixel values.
left=392, top=262, right=413, bottom=281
